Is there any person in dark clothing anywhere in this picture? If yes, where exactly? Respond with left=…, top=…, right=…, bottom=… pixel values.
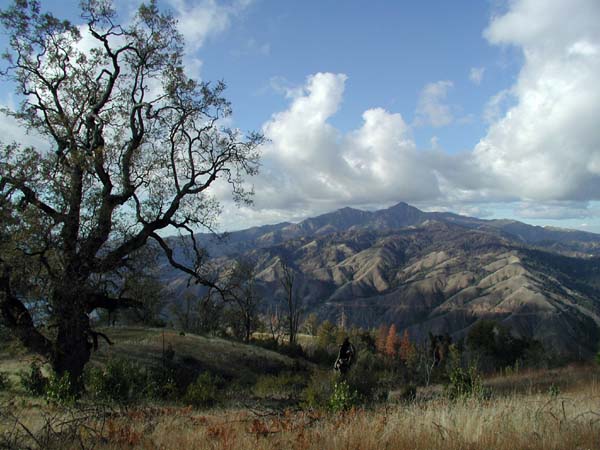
left=334, top=337, right=356, bottom=375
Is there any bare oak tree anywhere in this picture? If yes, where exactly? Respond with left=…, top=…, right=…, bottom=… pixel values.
left=279, top=260, right=302, bottom=345
left=225, top=258, right=261, bottom=343
left=0, top=0, right=262, bottom=389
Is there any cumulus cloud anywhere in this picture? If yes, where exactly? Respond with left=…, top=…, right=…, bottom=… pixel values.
left=0, top=107, right=47, bottom=150
left=469, top=67, right=485, bottom=85
left=514, top=201, right=593, bottom=220
left=222, top=0, right=600, bottom=228
left=474, top=0, right=600, bottom=202
left=415, top=80, right=454, bottom=127
left=244, top=73, right=441, bottom=218
left=7, top=0, right=600, bottom=230
left=168, top=0, right=251, bottom=51
left=483, top=89, right=515, bottom=124
left=166, top=0, right=253, bottom=79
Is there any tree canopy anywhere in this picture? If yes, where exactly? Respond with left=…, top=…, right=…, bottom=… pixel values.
left=0, top=0, right=262, bottom=387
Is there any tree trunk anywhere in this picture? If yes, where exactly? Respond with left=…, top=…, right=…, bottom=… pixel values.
left=244, top=314, right=251, bottom=343
left=50, top=290, right=92, bottom=392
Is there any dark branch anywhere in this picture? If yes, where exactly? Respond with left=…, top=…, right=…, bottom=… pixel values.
left=88, top=330, right=113, bottom=351
left=85, top=292, right=142, bottom=314
left=150, top=232, right=224, bottom=297
left=0, top=263, right=53, bottom=359
left=1, top=175, right=65, bottom=222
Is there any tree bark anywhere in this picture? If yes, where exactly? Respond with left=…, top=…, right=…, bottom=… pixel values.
left=48, top=288, right=92, bottom=390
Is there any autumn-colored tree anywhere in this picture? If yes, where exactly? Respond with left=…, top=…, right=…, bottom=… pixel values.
left=376, top=324, right=388, bottom=354
left=399, top=329, right=416, bottom=364
left=385, top=324, right=398, bottom=357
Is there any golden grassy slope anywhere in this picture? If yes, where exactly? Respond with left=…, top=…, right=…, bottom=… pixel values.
left=0, top=326, right=303, bottom=383
left=2, top=365, right=600, bottom=449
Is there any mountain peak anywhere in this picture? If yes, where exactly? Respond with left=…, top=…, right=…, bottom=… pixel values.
left=384, top=202, right=425, bottom=214
left=337, top=206, right=362, bottom=214
left=388, top=201, right=413, bottom=209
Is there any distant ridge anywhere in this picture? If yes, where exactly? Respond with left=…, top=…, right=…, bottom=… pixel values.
left=162, top=202, right=600, bottom=359
left=185, top=202, right=600, bottom=258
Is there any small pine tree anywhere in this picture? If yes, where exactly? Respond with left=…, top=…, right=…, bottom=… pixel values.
left=385, top=324, right=398, bottom=357
left=376, top=324, right=388, bottom=354
left=316, top=320, right=337, bottom=349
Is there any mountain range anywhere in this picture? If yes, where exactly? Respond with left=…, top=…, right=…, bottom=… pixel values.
left=161, top=202, right=600, bottom=358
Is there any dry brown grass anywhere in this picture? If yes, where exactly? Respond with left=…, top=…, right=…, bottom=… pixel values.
left=3, top=365, right=600, bottom=449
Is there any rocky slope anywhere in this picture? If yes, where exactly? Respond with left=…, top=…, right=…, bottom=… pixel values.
left=162, top=203, right=600, bottom=358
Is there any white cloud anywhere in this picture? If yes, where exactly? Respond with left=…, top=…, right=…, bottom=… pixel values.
left=166, top=0, right=253, bottom=79
left=234, top=73, right=441, bottom=220
left=0, top=108, right=48, bottom=150
left=220, top=0, right=600, bottom=228
left=415, top=80, right=454, bottom=127
left=514, top=201, right=592, bottom=220
left=483, top=89, right=514, bottom=124
left=474, top=0, right=600, bottom=202
left=469, top=67, right=485, bottom=85
left=168, top=0, right=250, bottom=51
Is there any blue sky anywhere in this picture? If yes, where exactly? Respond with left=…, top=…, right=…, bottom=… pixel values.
left=192, top=1, right=521, bottom=150
left=2, top=0, right=600, bottom=233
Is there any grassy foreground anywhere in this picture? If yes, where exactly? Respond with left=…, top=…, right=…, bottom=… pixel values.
left=2, top=328, right=600, bottom=449
left=1, top=365, right=600, bottom=449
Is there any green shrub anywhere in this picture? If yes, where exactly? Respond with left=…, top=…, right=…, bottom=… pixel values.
left=445, top=364, right=484, bottom=400
left=144, top=366, right=178, bottom=400
left=548, top=383, right=561, bottom=397
left=253, top=338, right=279, bottom=352
left=184, top=372, right=220, bottom=408
left=397, top=384, right=417, bottom=402
left=0, top=372, right=10, bottom=391
left=302, top=370, right=336, bottom=410
left=253, top=372, right=306, bottom=399
left=86, top=359, right=188, bottom=403
left=305, top=346, right=336, bottom=367
left=278, top=342, right=305, bottom=359
left=45, top=372, right=76, bottom=405
left=329, top=380, right=359, bottom=413
left=19, top=362, right=47, bottom=396
left=346, top=350, right=387, bottom=402
left=85, top=359, right=145, bottom=403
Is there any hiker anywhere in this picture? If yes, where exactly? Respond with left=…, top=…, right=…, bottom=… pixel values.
left=334, top=337, right=356, bottom=375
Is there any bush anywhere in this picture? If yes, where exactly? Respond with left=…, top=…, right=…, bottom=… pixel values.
left=346, top=350, right=387, bottom=402
left=19, top=362, right=47, bottom=396
left=445, top=364, right=484, bottom=400
left=184, top=372, right=220, bottom=408
left=253, top=339, right=306, bottom=359
left=397, top=384, right=417, bottom=402
left=277, top=342, right=306, bottom=359
left=45, top=372, right=76, bottom=405
left=305, top=345, right=336, bottom=367
left=253, top=338, right=279, bottom=352
left=302, top=370, right=336, bottom=410
left=85, top=359, right=146, bottom=403
left=0, top=372, right=10, bottom=391
left=253, top=372, right=306, bottom=399
left=548, top=383, right=561, bottom=397
left=329, top=380, right=359, bottom=413
left=144, top=366, right=178, bottom=400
